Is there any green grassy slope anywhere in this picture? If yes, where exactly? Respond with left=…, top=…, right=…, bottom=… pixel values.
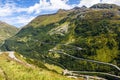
left=0, top=21, right=18, bottom=44
left=25, top=9, right=69, bottom=28
left=0, top=52, right=77, bottom=80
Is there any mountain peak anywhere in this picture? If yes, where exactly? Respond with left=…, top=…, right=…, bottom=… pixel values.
left=90, top=3, right=120, bottom=9
left=73, top=6, right=87, bottom=10
left=73, top=7, right=81, bottom=10
left=0, top=21, right=18, bottom=43
left=0, top=21, right=7, bottom=25
left=57, top=9, right=67, bottom=13
left=0, top=21, right=15, bottom=28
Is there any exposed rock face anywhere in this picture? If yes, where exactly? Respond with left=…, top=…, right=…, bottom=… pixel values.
left=73, top=6, right=87, bottom=10
left=90, top=3, right=120, bottom=9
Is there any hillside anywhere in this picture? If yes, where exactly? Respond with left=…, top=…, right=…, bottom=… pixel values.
left=1, top=3, right=120, bottom=79
left=0, top=52, right=78, bottom=80
left=0, top=21, right=18, bottom=45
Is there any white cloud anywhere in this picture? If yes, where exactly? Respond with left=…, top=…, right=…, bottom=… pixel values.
left=102, top=0, right=120, bottom=5
left=78, top=0, right=120, bottom=7
left=1, top=15, right=35, bottom=27
left=27, top=0, right=73, bottom=14
left=0, top=1, right=35, bottom=27
left=49, top=0, right=72, bottom=10
left=28, top=0, right=50, bottom=14
left=78, top=0, right=101, bottom=7
left=14, top=16, right=35, bottom=26
left=0, top=3, right=16, bottom=17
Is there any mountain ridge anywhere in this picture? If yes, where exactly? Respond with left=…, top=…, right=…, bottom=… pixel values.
left=90, top=3, right=120, bottom=9
left=0, top=21, right=18, bottom=45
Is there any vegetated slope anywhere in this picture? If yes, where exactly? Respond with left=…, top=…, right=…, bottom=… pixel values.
left=1, top=3, right=120, bottom=76
left=0, top=52, right=76, bottom=80
left=0, top=21, right=18, bottom=44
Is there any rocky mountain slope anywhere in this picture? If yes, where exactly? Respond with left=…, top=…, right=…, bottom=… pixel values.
left=1, top=3, right=120, bottom=79
left=90, top=3, right=120, bottom=9
left=0, top=21, right=18, bottom=45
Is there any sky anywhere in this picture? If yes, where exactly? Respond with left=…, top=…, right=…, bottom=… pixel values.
left=0, top=0, right=120, bottom=28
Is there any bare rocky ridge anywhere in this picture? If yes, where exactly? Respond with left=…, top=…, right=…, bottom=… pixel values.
left=90, top=3, right=120, bottom=9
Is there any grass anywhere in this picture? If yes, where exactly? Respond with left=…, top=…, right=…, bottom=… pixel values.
left=0, top=53, right=78, bottom=80
left=0, top=70, right=4, bottom=80
left=0, top=21, right=18, bottom=44
left=28, top=11, right=69, bottom=28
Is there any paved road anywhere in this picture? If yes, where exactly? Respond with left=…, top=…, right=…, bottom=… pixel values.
left=0, top=51, right=22, bottom=62
left=50, top=50, right=120, bottom=79
left=49, top=50, right=120, bottom=71
left=41, top=42, right=120, bottom=71
left=8, top=51, right=22, bottom=62
left=0, top=51, right=34, bottom=68
left=63, top=69, right=107, bottom=80
left=70, top=71, right=120, bottom=79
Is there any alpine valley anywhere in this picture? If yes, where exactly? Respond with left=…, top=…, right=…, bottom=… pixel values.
left=1, top=3, right=120, bottom=80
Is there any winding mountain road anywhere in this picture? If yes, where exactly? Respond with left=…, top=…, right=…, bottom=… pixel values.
left=49, top=49, right=120, bottom=79
left=70, top=71, right=120, bottom=79
left=41, top=42, right=120, bottom=71
left=49, top=50, right=120, bottom=71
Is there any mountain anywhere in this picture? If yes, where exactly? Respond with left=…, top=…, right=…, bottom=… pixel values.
left=0, top=21, right=18, bottom=45
left=1, top=3, right=120, bottom=79
left=90, top=3, right=120, bottom=9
